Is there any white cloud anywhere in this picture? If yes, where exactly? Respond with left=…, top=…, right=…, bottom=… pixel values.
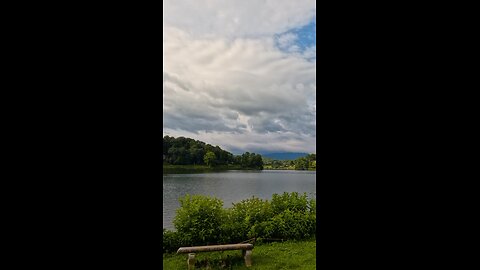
left=276, top=33, right=298, bottom=49
left=163, top=0, right=316, bottom=38
left=303, top=45, right=316, bottom=59
left=163, top=1, right=316, bottom=153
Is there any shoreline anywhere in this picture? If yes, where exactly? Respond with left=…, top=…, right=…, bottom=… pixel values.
left=163, top=164, right=315, bottom=174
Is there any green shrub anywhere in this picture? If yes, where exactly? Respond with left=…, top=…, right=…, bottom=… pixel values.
left=164, top=193, right=316, bottom=253
left=246, top=193, right=316, bottom=240
left=271, top=192, right=309, bottom=215
left=281, top=210, right=315, bottom=239
left=173, top=194, right=226, bottom=245
left=308, top=197, right=316, bottom=215
left=224, top=194, right=315, bottom=241
left=163, top=229, right=191, bottom=253
left=227, top=196, right=273, bottom=241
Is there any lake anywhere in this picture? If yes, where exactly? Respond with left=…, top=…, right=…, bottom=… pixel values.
left=163, top=170, right=316, bottom=230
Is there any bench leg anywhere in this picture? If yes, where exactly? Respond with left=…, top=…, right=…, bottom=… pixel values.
left=244, top=250, right=252, bottom=267
left=187, top=253, right=196, bottom=270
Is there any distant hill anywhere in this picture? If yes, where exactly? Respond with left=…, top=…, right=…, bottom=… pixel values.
left=261, top=152, right=309, bottom=160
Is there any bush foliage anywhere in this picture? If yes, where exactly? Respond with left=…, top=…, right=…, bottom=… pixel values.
left=163, top=192, right=316, bottom=253
left=173, top=195, right=225, bottom=245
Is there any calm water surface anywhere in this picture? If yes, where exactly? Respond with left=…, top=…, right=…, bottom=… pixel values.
left=163, top=170, right=316, bottom=230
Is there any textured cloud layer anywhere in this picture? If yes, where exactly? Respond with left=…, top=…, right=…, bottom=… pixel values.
left=164, top=0, right=315, bottom=38
left=163, top=0, right=316, bottom=153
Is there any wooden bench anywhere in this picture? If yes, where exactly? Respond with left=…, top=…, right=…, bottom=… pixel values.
left=177, top=243, right=254, bottom=269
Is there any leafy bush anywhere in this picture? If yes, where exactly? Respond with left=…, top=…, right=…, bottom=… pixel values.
left=164, top=192, right=316, bottom=253
left=266, top=210, right=316, bottom=239
left=271, top=192, right=309, bottom=215
left=224, top=197, right=273, bottom=243
left=242, top=193, right=316, bottom=240
left=173, top=194, right=226, bottom=245
left=163, top=229, right=194, bottom=253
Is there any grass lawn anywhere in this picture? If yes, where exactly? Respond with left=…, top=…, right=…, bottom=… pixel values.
left=163, top=239, right=316, bottom=269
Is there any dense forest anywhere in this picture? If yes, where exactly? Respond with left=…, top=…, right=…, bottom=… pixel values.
left=163, top=136, right=263, bottom=169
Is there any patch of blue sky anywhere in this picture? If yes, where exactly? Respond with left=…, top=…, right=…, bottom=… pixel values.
left=275, top=18, right=316, bottom=61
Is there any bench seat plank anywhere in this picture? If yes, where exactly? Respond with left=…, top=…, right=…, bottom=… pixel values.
left=177, top=243, right=253, bottom=254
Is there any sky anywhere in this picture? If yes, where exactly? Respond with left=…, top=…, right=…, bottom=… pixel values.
left=163, top=0, right=316, bottom=154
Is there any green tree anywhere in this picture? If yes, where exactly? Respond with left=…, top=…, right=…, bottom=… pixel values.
left=294, top=157, right=309, bottom=170
left=252, top=154, right=264, bottom=169
left=204, top=151, right=216, bottom=167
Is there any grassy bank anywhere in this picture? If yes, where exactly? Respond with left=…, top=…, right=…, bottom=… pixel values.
left=263, top=165, right=295, bottom=170
left=163, top=164, right=315, bottom=173
left=163, top=164, right=244, bottom=174
left=263, top=166, right=316, bottom=171
left=163, top=239, right=316, bottom=269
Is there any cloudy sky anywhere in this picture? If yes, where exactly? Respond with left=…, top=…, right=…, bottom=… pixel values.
left=163, top=0, right=316, bottom=154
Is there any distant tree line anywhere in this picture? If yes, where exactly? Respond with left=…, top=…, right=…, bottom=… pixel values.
left=294, top=154, right=316, bottom=170
left=163, top=136, right=263, bottom=169
left=263, top=153, right=316, bottom=170
left=235, top=152, right=263, bottom=169
left=262, top=158, right=294, bottom=169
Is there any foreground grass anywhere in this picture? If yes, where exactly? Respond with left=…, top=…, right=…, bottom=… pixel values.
left=163, top=239, right=316, bottom=270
